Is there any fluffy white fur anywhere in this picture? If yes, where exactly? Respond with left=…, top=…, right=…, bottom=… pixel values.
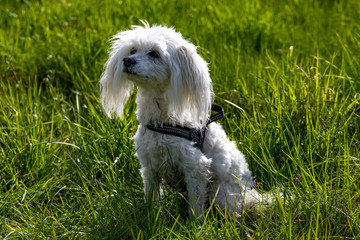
left=100, top=21, right=263, bottom=218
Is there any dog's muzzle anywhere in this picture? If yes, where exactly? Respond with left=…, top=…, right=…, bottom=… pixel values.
left=123, top=57, right=136, bottom=74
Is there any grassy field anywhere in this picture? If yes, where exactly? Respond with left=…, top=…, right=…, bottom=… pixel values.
left=1, top=0, right=360, bottom=239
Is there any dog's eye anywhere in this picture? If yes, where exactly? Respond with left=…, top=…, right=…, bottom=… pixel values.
left=148, top=50, right=160, bottom=58
left=130, top=48, right=137, bottom=55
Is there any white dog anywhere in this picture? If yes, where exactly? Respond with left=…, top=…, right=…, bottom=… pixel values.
left=100, top=22, right=263, bottom=218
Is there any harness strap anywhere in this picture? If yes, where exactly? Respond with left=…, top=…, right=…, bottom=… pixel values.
left=207, top=104, right=224, bottom=125
left=146, top=104, right=224, bottom=152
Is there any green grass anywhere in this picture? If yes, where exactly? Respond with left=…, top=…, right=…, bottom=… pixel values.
left=1, top=0, right=360, bottom=239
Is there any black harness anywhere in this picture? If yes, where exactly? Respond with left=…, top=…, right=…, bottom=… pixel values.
left=146, top=104, right=224, bottom=151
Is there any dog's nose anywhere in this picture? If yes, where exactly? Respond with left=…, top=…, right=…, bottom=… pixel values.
left=123, top=57, right=136, bottom=67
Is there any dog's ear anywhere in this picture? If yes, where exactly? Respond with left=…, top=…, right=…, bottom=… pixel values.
left=166, top=44, right=213, bottom=127
left=100, top=36, right=134, bottom=118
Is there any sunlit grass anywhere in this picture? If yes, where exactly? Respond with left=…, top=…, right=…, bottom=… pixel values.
left=1, top=0, right=360, bottom=238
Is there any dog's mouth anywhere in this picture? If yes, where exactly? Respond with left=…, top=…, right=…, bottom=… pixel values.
left=123, top=66, right=151, bottom=80
left=123, top=67, right=136, bottom=75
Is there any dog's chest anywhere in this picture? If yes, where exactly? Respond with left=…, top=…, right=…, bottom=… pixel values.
left=134, top=125, right=186, bottom=178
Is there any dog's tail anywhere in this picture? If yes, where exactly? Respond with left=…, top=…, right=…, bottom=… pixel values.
left=209, top=184, right=290, bottom=218
left=243, top=188, right=288, bottom=214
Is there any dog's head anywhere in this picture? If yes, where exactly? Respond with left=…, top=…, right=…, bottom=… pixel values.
left=100, top=21, right=213, bottom=126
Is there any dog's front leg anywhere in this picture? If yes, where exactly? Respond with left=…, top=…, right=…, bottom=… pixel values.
left=182, top=154, right=212, bottom=219
left=140, top=166, right=162, bottom=202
